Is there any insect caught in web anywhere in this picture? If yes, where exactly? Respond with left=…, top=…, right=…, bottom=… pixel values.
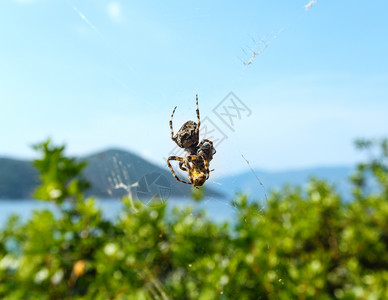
left=167, top=94, right=216, bottom=189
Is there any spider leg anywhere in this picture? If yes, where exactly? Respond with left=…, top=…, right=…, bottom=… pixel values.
left=186, top=155, right=199, bottom=162
left=170, top=106, right=177, bottom=140
left=195, top=94, right=200, bottom=137
left=167, top=156, right=191, bottom=185
left=202, top=156, right=210, bottom=179
left=178, top=161, right=188, bottom=172
left=198, top=139, right=214, bottom=149
left=197, top=139, right=216, bottom=161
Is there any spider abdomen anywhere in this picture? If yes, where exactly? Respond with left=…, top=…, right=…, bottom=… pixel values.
left=173, top=121, right=199, bottom=149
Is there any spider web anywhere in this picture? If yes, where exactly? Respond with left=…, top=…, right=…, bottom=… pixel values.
left=87, top=151, right=171, bottom=208
left=64, top=1, right=268, bottom=221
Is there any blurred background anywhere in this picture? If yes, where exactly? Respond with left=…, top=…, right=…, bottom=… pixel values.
left=1, top=0, right=387, bottom=174
left=1, top=1, right=388, bottom=298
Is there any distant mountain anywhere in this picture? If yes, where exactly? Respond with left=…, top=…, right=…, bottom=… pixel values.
left=0, top=149, right=357, bottom=201
left=0, top=149, right=223, bottom=200
left=0, top=158, right=39, bottom=199
left=213, top=166, right=354, bottom=201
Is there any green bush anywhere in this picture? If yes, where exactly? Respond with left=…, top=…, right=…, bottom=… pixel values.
left=1, top=138, right=388, bottom=299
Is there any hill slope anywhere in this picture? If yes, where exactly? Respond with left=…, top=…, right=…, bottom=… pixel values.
left=0, top=149, right=223, bottom=200
left=0, top=158, right=39, bottom=199
left=82, top=148, right=223, bottom=199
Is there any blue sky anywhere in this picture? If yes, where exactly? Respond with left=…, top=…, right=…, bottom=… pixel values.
left=1, top=0, right=387, bottom=176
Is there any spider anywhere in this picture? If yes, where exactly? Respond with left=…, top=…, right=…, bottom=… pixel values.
left=167, top=95, right=216, bottom=188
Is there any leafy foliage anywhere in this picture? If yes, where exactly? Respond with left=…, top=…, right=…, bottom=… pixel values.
left=32, top=139, right=90, bottom=204
left=1, top=138, right=388, bottom=299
